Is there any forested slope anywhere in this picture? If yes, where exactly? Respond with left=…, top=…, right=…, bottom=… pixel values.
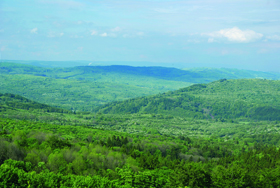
left=2, top=62, right=280, bottom=113
left=0, top=63, right=191, bottom=111
left=1, top=114, right=280, bottom=187
left=1, top=92, right=280, bottom=187
left=95, top=79, right=280, bottom=120
left=0, top=93, right=70, bottom=113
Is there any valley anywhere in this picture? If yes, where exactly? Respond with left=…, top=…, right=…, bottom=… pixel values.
left=1, top=62, right=280, bottom=187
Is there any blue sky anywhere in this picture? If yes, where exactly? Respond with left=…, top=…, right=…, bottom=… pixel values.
left=0, top=0, right=280, bottom=71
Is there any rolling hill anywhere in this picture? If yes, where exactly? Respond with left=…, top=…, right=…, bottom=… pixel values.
left=0, top=93, right=70, bottom=113
left=1, top=62, right=280, bottom=112
left=2, top=62, right=280, bottom=83
left=95, top=79, right=280, bottom=120
left=1, top=83, right=280, bottom=187
left=0, top=63, right=191, bottom=111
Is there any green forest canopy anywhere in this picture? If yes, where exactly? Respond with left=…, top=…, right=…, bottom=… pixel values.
left=1, top=62, right=280, bottom=187
left=95, top=79, right=280, bottom=120
left=1, top=62, right=280, bottom=113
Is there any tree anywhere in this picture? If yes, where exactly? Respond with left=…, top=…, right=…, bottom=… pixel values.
left=168, top=162, right=212, bottom=188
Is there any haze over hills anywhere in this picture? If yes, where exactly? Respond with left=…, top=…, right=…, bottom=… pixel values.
left=3, top=60, right=186, bottom=68
left=1, top=62, right=280, bottom=112
left=2, top=61, right=280, bottom=83
left=0, top=62, right=191, bottom=111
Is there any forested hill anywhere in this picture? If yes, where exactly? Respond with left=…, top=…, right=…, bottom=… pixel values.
left=1, top=62, right=280, bottom=112
left=72, top=66, right=203, bottom=83
left=95, top=79, right=280, bottom=120
left=0, top=93, right=69, bottom=113
left=0, top=63, right=191, bottom=111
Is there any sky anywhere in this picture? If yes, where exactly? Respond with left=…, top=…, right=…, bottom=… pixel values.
left=0, top=0, right=280, bottom=71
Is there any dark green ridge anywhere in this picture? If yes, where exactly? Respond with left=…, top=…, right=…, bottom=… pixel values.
left=0, top=93, right=70, bottom=113
left=95, top=79, right=280, bottom=120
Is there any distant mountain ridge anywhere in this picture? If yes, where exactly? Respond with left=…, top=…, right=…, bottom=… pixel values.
left=184, top=67, right=280, bottom=81
left=1, top=62, right=280, bottom=83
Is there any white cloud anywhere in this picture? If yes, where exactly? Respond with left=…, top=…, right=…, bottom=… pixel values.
left=203, top=27, right=263, bottom=43
left=100, top=33, right=107, bottom=37
left=60, top=33, right=64, bottom=36
left=30, top=28, right=38, bottom=34
left=266, top=35, right=280, bottom=41
left=111, top=27, right=121, bottom=32
left=91, top=30, right=97, bottom=35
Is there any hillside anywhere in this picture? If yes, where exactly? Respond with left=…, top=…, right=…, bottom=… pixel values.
left=0, top=63, right=191, bottom=111
left=1, top=93, right=280, bottom=187
left=1, top=62, right=280, bottom=112
left=95, top=79, right=280, bottom=120
left=0, top=93, right=70, bottom=113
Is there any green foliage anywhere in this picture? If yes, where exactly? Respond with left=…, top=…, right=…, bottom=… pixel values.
left=96, top=79, right=280, bottom=120
left=2, top=62, right=280, bottom=113
left=1, top=116, right=280, bottom=187
left=0, top=159, right=113, bottom=188
left=46, top=135, right=72, bottom=150
left=0, top=93, right=69, bottom=113
left=2, top=62, right=280, bottom=187
left=0, top=62, right=192, bottom=112
left=169, top=162, right=212, bottom=187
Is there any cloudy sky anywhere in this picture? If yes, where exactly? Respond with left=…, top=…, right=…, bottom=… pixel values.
left=0, top=0, right=280, bottom=71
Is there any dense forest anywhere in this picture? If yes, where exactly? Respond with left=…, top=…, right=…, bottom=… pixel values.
left=1, top=114, right=280, bottom=187
left=1, top=63, right=280, bottom=187
left=0, top=63, right=191, bottom=111
left=1, top=62, right=280, bottom=112
left=96, top=79, right=280, bottom=121
left=0, top=93, right=70, bottom=114
left=1, top=92, right=280, bottom=187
